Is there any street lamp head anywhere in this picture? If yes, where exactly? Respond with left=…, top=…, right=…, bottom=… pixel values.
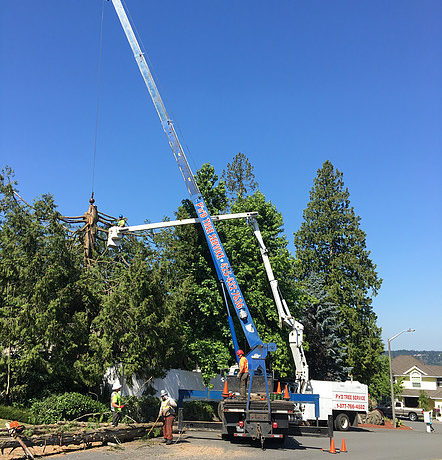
left=388, top=328, right=416, bottom=342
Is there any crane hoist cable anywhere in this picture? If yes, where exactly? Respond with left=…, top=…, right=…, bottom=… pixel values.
left=91, top=0, right=106, bottom=197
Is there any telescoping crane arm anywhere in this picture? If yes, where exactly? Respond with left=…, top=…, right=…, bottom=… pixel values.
left=109, top=0, right=275, bottom=363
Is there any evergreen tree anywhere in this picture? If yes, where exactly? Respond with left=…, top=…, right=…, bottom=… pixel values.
left=302, top=273, right=348, bottom=381
left=293, top=161, right=383, bottom=384
left=222, top=153, right=259, bottom=200
left=90, top=239, right=180, bottom=381
left=0, top=168, right=100, bottom=401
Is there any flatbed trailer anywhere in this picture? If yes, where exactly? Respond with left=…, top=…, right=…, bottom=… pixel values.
left=177, top=391, right=330, bottom=439
left=177, top=384, right=323, bottom=445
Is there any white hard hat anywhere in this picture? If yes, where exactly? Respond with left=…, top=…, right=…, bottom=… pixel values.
left=112, top=381, right=122, bottom=390
left=160, top=390, right=168, bottom=397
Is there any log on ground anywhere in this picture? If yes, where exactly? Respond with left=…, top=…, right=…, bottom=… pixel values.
left=0, top=423, right=155, bottom=452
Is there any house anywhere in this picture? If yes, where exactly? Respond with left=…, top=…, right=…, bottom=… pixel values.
left=392, top=355, right=442, bottom=419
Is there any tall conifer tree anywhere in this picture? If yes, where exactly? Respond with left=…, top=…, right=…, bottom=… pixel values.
left=294, top=161, right=383, bottom=384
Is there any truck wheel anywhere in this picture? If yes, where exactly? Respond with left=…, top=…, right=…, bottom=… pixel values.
left=408, top=412, right=417, bottom=421
left=334, top=413, right=350, bottom=431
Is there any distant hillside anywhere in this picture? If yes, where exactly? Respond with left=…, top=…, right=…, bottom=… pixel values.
left=386, top=350, right=442, bottom=366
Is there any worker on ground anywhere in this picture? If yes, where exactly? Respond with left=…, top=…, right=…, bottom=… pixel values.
left=110, top=382, right=125, bottom=427
left=237, top=349, right=250, bottom=400
left=117, top=215, right=126, bottom=227
left=158, top=389, right=177, bottom=445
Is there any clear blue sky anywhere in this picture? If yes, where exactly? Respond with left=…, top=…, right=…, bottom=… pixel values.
left=1, top=1, right=441, bottom=350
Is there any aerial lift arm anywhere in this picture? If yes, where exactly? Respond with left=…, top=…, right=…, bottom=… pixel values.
left=248, top=219, right=309, bottom=393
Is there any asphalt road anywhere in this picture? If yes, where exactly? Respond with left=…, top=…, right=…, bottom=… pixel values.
left=50, top=420, right=441, bottom=460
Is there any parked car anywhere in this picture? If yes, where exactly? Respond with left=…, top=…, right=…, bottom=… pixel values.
left=377, top=400, right=424, bottom=421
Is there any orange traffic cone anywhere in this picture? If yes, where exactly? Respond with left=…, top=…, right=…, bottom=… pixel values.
left=340, top=438, right=347, bottom=453
left=276, top=381, right=282, bottom=394
left=283, top=384, right=290, bottom=400
left=222, top=379, right=229, bottom=398
left=329, top=438, right=336, bottom=454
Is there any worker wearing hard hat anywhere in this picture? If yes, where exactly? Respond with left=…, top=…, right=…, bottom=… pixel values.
left=158, top=389, right=177, bottom=444
left=117, top=215, right=126, bottom=227
left=237, top=350, right=250, bottom=400
left=110, top=382, right=125, bottom=426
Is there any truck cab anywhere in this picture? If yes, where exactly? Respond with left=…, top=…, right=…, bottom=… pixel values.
left=378, top=400, right=424, bottom=421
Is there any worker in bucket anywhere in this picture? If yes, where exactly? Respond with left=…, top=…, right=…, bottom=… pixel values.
left=117, top=215, right=126, bottom=227
left=237, top=349, right=250, bottom=400
left=158, top=389, right=177, bottom=444
left=110, top=382, right=125, bottom=426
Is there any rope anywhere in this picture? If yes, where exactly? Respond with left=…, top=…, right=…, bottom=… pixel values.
left=91, top=0, right=105, bottom=196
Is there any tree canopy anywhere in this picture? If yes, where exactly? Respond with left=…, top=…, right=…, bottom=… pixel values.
left=0, top=157, right=387, bottom=404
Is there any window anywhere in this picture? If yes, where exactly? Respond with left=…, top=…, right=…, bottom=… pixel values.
left=437, top=378, right=442, bottom=388
left=411, top=371, right=421, bottom=388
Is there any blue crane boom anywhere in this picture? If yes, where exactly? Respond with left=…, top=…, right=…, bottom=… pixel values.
left=110, top=0, right=275, bottom=363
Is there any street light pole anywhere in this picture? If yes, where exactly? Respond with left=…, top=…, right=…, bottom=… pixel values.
left=388, top=338, right=396, bottom=427
left=388, top=328, right=415, bottom=428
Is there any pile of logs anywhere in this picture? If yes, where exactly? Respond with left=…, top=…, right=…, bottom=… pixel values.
left=0, top=421, right=155, bottom=458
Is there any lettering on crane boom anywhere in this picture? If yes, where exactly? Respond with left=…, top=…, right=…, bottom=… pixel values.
left=195, top=201, right=244, bottom=310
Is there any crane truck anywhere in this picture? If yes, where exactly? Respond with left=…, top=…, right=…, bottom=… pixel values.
left=108, top=213, right=368, bottom=433
left=108, top=0, right=319, bottom=446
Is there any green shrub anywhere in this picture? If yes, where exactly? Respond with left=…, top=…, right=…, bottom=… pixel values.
left=418, top=390, right=431, bottom=411
left=183, top=401, right=219, bottom=421
left=30, top=393, right=107, bottom=424
left=0, top=404, right=34, bottom=424
left=122, top=395, right=160, bottom=423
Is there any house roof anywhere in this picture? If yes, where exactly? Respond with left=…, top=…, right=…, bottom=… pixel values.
left=401, top=387, right=442, bottom=400
left=391, top=355, right=442, bottom=377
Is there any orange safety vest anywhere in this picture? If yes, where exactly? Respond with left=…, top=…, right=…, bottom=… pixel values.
left=239, top=356, right=249, bottom=373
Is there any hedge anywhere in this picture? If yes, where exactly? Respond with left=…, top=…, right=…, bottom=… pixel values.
left=0, top=405, right=34, bottom=424
left=29, top=393, right=107, bottom=424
